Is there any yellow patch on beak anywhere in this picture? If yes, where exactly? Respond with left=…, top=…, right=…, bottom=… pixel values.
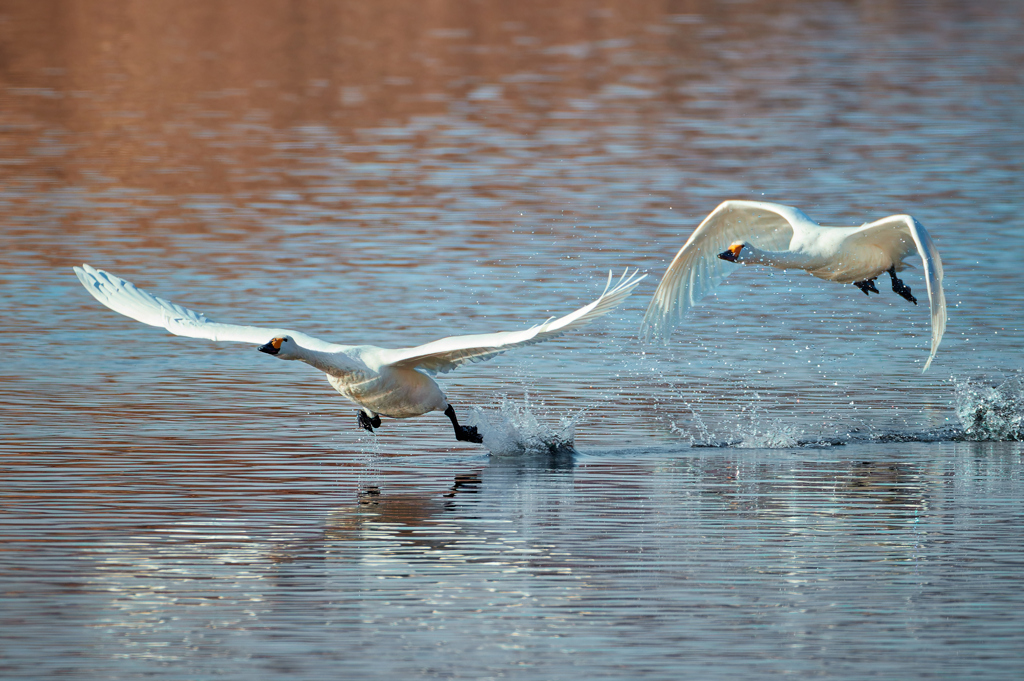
left=727, top=243, right=744, bottom=257
left=271, top=337, right=284, bottom=350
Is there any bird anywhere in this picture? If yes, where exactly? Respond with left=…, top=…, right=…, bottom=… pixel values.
left=74, top=264, right=646, bottom=442
left=640, top=200, right=947, bottom=371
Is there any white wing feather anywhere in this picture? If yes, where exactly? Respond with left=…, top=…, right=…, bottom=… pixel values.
left=905, top=218, right=946, bottom=372
left=641, top=200, right=807, bottom=341
left=844, top=215, right=946, bottom=371
left=74, top=264, right=340, bottom=352
left=377, top=269, right=647, bottom=375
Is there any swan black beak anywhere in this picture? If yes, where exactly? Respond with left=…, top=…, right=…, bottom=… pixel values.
left=258, top=341, right=280, bottom=355
left=718, top=244, right=744, bottom=262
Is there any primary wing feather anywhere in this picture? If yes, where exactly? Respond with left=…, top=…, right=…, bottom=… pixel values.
left=74, top=264, right=337, bottom=351
left=641, top=200, right=806, bottom=341
left=908, top=219, right=947, bottom=372
left=377, top=269, right=646, bottom=375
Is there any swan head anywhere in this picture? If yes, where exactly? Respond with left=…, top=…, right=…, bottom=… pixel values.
left=257, top=336, right=299, bottom=360
left=718, top=242, right=746, bottom=263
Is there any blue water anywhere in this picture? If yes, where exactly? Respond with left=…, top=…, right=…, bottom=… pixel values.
left=2, top=1, right=1023, bottom=679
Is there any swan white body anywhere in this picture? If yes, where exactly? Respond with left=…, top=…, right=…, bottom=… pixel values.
left=74, top=265, right=645, bottom=436
left=641, top=200, right=947, bottom=371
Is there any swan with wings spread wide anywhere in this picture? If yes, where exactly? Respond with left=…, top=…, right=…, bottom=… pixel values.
left=75, top=265, right=645, bottom=443
left=641, top=200, right=946, bottom=371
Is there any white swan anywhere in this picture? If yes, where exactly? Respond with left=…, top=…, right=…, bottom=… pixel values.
left=74, top=264, right=646, bottom=442
left=640, top=200, right=947, bottom=371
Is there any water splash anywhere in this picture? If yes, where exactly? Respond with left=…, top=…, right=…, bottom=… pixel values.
left=666, top=378, right=1024, bottom=447
left=355, top=429, right=383, bottom=492
left=734, top=420, right=800, bottom=449
left=673, top=416, right=803, bottom=449
left=468, top=395, right=580, bottom=457
left=954, top=375, right=1024, bottom=441
left=671, top=392, right=817, bottom=448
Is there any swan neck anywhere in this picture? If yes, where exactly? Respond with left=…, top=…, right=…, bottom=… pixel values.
left=294, top=345, right=337, bottom=374
left=743, top=247, right=812, bottom=269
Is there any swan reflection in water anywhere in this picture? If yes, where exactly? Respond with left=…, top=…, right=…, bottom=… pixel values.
left=66, top=448, right=949, bottom=664
left=320, top=449, right=578, bottom=570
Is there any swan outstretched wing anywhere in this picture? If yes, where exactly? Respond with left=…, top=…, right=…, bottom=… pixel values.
left=377, top=269, right=647, bottom=375
left=74, top=264, right=338, bottom=351
left=845, top=216, right=947, bottom=371
left=641, top=200, right=805, bottom=341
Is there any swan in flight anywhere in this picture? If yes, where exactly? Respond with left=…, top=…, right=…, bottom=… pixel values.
left=74, top=264, right=646, bottom=442
left=640, top=200, right=947, bottom=371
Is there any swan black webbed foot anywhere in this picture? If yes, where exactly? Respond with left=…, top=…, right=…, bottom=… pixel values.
left=444, top=405, right=483, bottom=444
left=853, top=278, right=879, bottom=296
left=357, top=411, right=382, bottom=432
left=888, top=266, right=917, bottom=305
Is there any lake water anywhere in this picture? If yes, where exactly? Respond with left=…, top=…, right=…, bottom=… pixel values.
left=2, top=1, right=1023, bottom=678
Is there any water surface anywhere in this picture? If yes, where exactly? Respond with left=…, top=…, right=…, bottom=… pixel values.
left=2, top=1, right=1023, bottom=678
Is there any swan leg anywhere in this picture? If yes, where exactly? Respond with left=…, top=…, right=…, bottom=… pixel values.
left=853, top=278, right=879, bottom=296
left=888, top=266, right=917, bottom=305
left=357, top=411, right=381, bottom=432
left=444, top=405, right=483, bottom=443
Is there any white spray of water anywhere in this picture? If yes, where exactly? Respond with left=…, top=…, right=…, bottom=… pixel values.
left=672, top=414, right=800, bottom=448
left=733, top=421, right=800, bottom=449
left=954, top=375, right=1024, bottom=441
left=670, top=391, right=805, bottom=448
left=670, top=376, right=1024, bottom=446
left=467, top=394, right=581, bottom=457
left=356, top=429, right=384, bottom=492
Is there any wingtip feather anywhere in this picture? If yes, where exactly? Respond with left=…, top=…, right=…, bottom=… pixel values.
left=922, top=351, right=936, bottom=373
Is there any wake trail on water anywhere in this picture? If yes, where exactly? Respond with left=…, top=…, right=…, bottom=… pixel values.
left=672, top=375, right=1024, bottom=448
left=349, top=376, right=1022, bottom=459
